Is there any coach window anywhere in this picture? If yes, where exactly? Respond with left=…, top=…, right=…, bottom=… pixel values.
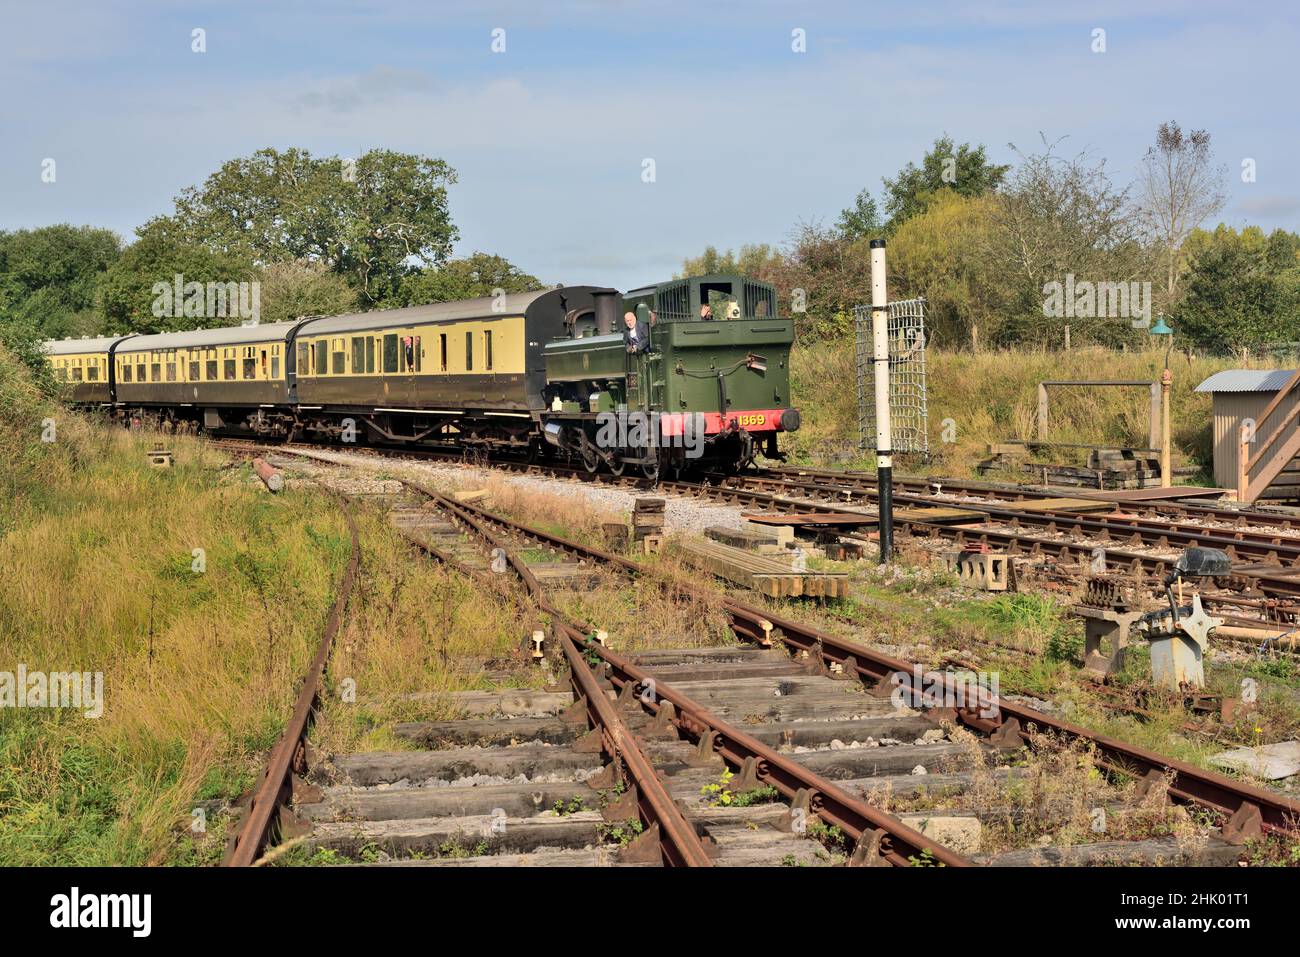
left=402, top=335, right=415, bottom=371
left=121, top=362, right=132, bottom=383
left=383, top=334, right=398, bottom=373
left=136, top=361, right=146, bottom=381
left=189, top=359, right=200, bottom=380
left=271, top=354, right=280, bottom=378
left=87, top=362, right=99, bottom=381
left=206, top=358, right=217, bottom=380
left=332, top=338, right=346, bottom=375
left=224, top=357, right=236, bottom=379
left=71, top=364, right=83, bottom=382
left=485, top=331, right=493, bottom=371
left=314, top=340, right=328, bottom=376
left=465, top=331, right=473, bottom=371
left=243, top=355, right=256, bottom=379
left=439, top=334, right=447, bottom=372
left=365, top=337, right=376, bottom=373
left=413, top=336, right=421, bottom=372
left=151, top=360, right=162, bottom=380
left=351, top=337, right=365, bottom=374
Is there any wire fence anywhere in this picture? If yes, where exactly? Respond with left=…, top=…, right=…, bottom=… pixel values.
left=855, top=298, right=930, bottom=457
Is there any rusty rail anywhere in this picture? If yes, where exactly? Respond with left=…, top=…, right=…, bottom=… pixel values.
left=212, top=441, right=1300, bottom=843
left=440, top=493, right=1300, bottom=844
left=403, top=480, right=967, bottom=866
left=221, top=492, right=360, bottom=866
left=405, top=484, right=713, bottom=867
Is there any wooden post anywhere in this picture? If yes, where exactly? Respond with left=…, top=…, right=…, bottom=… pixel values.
left=1160, top=370, right=1172, bottom=488
left=1237, top=422, right=1251, bottom=503
left=1063, top=325, right=1070, bottom=350
left=1154, top=382, right=1164, bottom=452
left=1037, top=383, right=1049, bottom=441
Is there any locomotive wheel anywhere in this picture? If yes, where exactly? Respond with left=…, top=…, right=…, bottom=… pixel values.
left=608, top=455, right=626, bottom=477
left=580, top=444, right=600, bottom=473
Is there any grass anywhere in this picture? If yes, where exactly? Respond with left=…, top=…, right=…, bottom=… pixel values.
left=786, top=340, right=1242, bottom=478
left=310, top=501, right=542, bottom=756
left=0, top=346, right=353, bottom=864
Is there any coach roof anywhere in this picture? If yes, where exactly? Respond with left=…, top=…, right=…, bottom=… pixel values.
left=117, top=322, right=300, bottom=352
left=42, top=335, right=135, bottom=356
left=294, top=289, right=567, bottom=337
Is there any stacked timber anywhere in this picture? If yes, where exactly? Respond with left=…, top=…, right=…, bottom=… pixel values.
left=678, top=538, right=848, bottom=599
left=705, top=525, right=784, bottom=553
left=632, top=498, right=665, bottom=546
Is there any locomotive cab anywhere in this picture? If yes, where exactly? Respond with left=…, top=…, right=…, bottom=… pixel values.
left=541, top=274, right=800, bottom=478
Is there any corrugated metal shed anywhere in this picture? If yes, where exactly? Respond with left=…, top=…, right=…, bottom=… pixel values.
left=1197, top=369, right=1300, bottom=499
left=1195, top=369, right=1297, bottom=393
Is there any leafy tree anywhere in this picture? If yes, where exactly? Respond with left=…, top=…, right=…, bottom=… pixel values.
left=1177, top=225, right=1300, bottom=351
left=0, top=225, right=121, bottom=337
left=882, top=135, right=1009, bottom=228
left=397, top=252, right=543, bottom=305
left=165, top=147, right=459, bottom=304
left=889, top=192, right=1009, bottom=349
left=256, top=260, right=359, bottom=325
left=836, top=189, right=883, bottom=240
left=764, top=224, right=872, bottom=339
left=97, top=221, right=259, bottom=334
left=679, top=244, right=783, bottom=280
left=984, top=137, right=1155, bottom=347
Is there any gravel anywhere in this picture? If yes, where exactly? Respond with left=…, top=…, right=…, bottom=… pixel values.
left=266, top=447, right=759, bottom=537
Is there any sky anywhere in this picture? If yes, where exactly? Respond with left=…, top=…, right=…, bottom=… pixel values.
left=1, top=0, right=1297, bottom=291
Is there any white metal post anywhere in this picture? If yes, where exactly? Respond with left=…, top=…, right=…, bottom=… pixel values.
left=870, top=239, right=893, bottom=562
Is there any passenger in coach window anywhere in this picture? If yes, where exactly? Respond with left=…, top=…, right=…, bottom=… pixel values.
left=700, top=303, right=714, bottom=321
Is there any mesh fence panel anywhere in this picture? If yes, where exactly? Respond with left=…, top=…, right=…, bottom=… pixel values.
left=855, top=298, right=930, bottom=457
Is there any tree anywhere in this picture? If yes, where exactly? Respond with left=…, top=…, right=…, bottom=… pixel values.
left=1177, top=225, right=1300, bottom=351
left=764, top=224, right=872, bottom=339
left=1136, top=122, right=1227, bottom=305
left=256, top=259, right=359, bottom=325
left=397, top=252, right=544, bottom=305
left=165, top=147, right=459, bottom=304
left=97, top=221, right=260, bottom=334
left=984, top=136, right=1155, bottom=347
left=882, top=135, right=1009, bottom=228
left=836, top=189, right=882, bottom=240
left=889, top=192, right=1009, bottom=349
left=679, top=244, right=783, bottom=280
left=0, top=225, right=121, bottom=337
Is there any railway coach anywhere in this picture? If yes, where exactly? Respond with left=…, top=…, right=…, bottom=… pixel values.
left=40, top=275, right=801, bottom=475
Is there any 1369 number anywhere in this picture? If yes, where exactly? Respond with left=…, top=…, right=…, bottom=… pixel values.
left=736, top=413, right=766, bottom=427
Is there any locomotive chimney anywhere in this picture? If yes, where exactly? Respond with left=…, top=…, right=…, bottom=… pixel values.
left=592, top=289, right=619, bottom=336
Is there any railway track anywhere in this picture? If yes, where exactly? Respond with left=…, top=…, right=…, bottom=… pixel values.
left=213, top=439, right=1300, bottom=866
left=208, top=436, right=1300, bottom=622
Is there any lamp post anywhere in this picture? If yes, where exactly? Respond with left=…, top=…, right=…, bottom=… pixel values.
left=1150, top=314, right=1174, bottom=488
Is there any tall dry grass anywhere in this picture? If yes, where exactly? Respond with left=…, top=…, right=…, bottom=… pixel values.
left=0, top=349, right=360, bottom=864
left=787, top=341, right=1244, bottom=476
